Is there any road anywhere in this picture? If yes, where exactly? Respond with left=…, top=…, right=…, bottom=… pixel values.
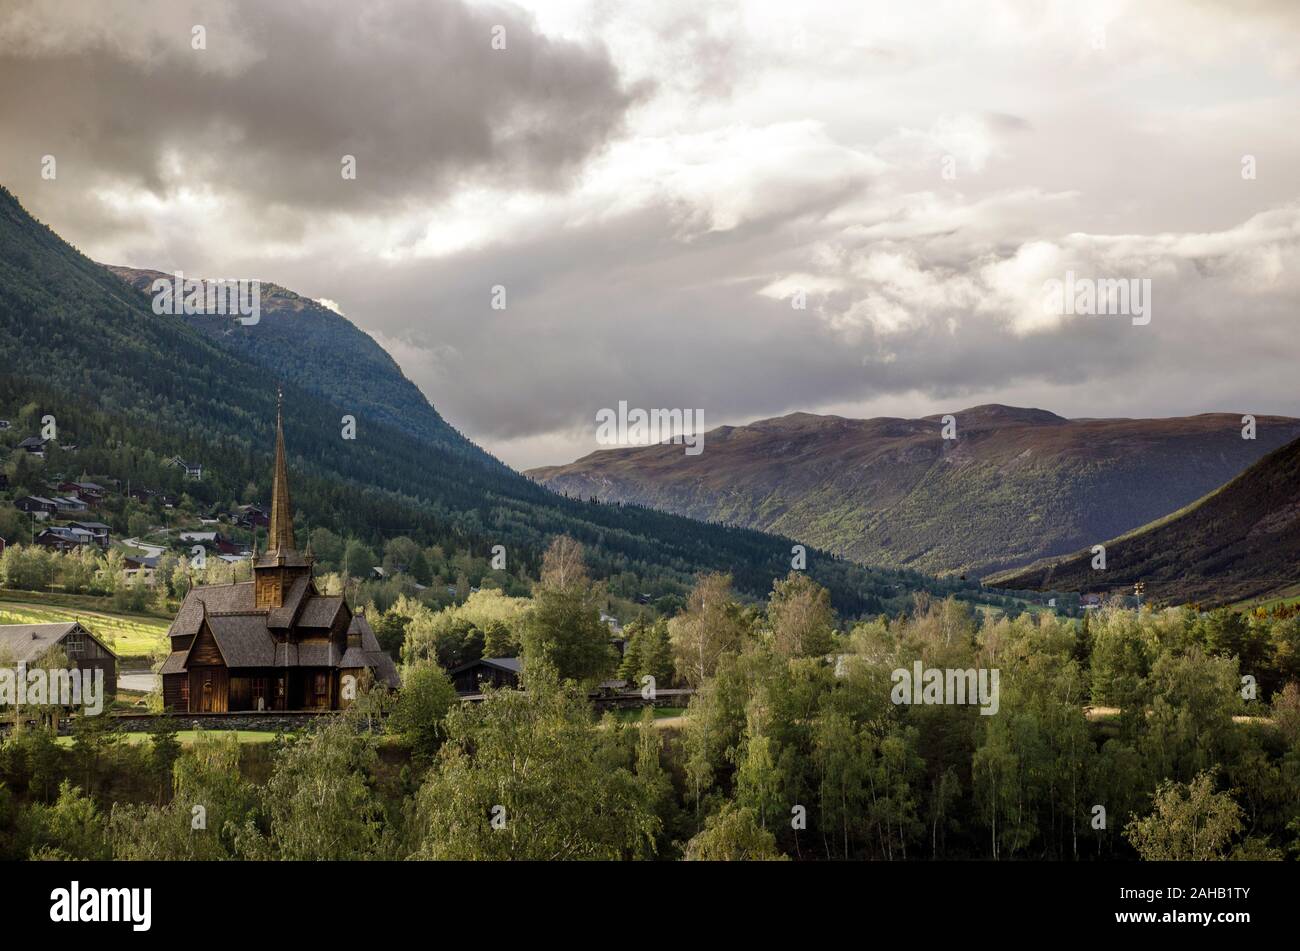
left=118, top=669, right=159, bottom=692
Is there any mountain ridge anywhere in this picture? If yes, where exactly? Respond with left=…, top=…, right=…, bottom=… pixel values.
left=528, top=406, right=1300, bottom=576
left=104, top=265, right=499, bottom=466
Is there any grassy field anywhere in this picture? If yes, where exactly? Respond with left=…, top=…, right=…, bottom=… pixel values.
left=1229, top=583, right=1300, bottom=613
left=0, top=590, right=170, bottom=661
left=974, top=600, right=1057, bottom=620
left=55, top=730, right=279, bottom=747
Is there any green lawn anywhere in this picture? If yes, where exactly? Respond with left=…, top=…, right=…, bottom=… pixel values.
left=55, top=730, right=279, bottom=747
left=0, top=593, right=170, bottom=660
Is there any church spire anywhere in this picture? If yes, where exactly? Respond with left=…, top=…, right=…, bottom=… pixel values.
left=267, top=387, right=296, bottom=556
left=254, top=387, right=310, bottom=607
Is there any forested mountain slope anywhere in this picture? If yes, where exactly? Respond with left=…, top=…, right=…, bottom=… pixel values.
left=0, top=185, right=938, bottom=615
left=106, top=266, right=493, bottom=465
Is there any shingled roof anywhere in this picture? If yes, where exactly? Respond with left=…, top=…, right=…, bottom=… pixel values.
left=206, top=613, right=278, bottom=667
left=168, top=583, right=254, bottom=640
left=338, top=645, right=370, bottom=668
left=278, top=641, right=338, bottom=666
left=160, top=584, right=397, bottom=685
left=0, top=622, right=114, bottom=665
left=267, top=573, right=312, bottom=628
left=366, top=650, right=400, bottom=688
left=297, top=595, right=344, bottom=629
left=350, top=612, right=382, bottom=652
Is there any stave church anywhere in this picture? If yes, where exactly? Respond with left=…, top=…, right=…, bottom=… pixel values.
left=160, top=401, right=399, bottom=712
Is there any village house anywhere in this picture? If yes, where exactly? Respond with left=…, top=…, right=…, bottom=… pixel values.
left=0, top=621, right=118, bottom=699
left=17, top=436, right=48, bottom=458
left=57, top=481, right=105, bottom=504
left=122, top=554, right=160, bottom=582
left=233, top=504, right=270, bottom=529
left=449, top=656, right=521, bottom=695
left=35, top=526, right=97, bottom=552
left=159, top=401, right=399, bottom=712
left=67, top=521, right=110, bottom=549
left=14, top=496, right=59, bottom=519
left=52, top=495, right=88, bottom=514
left=179, top=530, right=241, bottom=555
left=168, top=456, right=203, bottom=480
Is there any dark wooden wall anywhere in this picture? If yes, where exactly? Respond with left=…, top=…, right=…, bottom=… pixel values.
left=189, top=667, right=229, bottom=712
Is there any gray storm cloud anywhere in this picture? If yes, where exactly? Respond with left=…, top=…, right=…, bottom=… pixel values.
left=0, top=0, right=638, bottom=225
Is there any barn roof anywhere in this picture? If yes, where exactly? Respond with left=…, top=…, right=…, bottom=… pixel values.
left=449, top=656, right=522, bottom=675
left=0, top=622, right=79, bottom=664
left=0, top=621, right=116, bottom=664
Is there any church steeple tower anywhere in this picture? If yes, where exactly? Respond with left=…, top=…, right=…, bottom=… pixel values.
left=267, top=387, right=295, bottom=556
left=254, top=388, right=311, bottom=609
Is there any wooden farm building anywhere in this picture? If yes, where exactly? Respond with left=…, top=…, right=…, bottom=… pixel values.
left=0, top=621, right=118, bottom=698
left=449, top=656, right=522, bottom=695
left=159, top=401, right=399, bottom=712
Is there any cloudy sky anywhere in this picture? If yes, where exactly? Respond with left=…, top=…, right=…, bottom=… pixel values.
left=3, top=0, right=1299, bottom=468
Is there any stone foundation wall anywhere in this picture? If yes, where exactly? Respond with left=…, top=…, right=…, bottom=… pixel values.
left=0, top=710, right=351, bottom=736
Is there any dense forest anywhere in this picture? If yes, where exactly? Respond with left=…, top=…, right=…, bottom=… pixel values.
left=2, top=539, right=1297, bottom=862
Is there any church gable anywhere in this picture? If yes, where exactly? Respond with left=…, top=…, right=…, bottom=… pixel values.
left=186, top=622, right=226, bottom=667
